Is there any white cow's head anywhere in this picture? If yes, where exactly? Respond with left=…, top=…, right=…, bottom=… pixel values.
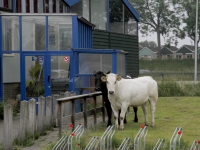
left=101, top=73, right=122, bottom=94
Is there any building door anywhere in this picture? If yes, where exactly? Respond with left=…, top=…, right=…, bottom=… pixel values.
left=21, top=53, right=71, bottom=101
left=50, top=55, right=70, bottom=95
left=21, top=53, right=50, bottom=100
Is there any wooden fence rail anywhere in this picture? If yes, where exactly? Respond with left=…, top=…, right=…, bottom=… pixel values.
left=56, top=91, right=103, bottom=137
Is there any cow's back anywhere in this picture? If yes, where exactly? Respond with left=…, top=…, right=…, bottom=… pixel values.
left=136, top=76, right=158, bottom=99
left=112, top=76, right=158, bottom=106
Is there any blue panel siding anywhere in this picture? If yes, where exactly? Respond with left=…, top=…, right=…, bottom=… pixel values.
left=78, top=20, right=93, bottom=48
left=72, top=16, right=79, bottom=48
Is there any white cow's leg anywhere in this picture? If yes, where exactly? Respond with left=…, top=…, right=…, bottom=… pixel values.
left=111, top=105, right=119, bottom=129
left=119, top=105, right=128, bottom=130
left=141, top=102, right=148, bottom=126
left=149, top=101, right=156, bottom=127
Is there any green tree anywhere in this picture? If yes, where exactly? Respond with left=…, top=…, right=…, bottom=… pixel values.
left=179, top=0, right=200, bottom=46
left=129, top=0, right=183, bottom=58
left=140, top=40, right=158, bottom=47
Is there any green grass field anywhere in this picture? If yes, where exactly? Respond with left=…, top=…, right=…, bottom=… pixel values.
left=81, top=97, right=200, bottom=149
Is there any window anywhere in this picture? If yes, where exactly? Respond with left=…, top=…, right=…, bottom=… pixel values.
left=167, top=54, right=172, bottom=59
left=70, top=0, right=89, bottom=21
left=110, top=0, right=123, bottom=33
left=15, top=0, right=68, bottom=13
left=176, top=55, right=182, bottom=59
left=0, top=0, right=12, bottom=9
left=2, top=16, right=19, bottom=51
left=124, top=5, right=137, bottom=35
left=186, top=54, right=192, bottom=59
left=48, top=16, right=72, bottom=51
left=91, top=0, right=107, bottom=30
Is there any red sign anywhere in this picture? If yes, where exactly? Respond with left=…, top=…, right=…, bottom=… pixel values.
left=63, top=56, right=69, bottom=62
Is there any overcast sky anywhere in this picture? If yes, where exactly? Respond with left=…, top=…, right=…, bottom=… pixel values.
left=139, top=32, right=195, bottom=48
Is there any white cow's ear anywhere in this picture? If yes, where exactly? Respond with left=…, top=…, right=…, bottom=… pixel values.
left=116, top=75, right=122, bottom=81
left=101, top=76, right=107, bottom=82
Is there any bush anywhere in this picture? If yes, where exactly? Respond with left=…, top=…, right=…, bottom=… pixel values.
left=158, top=81, right=200, bottom=97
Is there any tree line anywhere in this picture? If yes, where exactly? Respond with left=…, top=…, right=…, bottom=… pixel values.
left=129, top=0, right=200, bottom=58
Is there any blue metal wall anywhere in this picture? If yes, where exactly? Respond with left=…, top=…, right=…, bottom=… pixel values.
left=78, top=20, right=93, bottom=48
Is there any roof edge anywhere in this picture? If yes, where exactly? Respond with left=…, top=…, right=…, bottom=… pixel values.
left=122, top=0, right=140, bottom=22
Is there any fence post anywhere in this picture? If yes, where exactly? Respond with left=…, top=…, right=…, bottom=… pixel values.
left=3, top=104, right=13, bottom=150
left=18, top=100, right=29, bottom=141
left=64, top=91, right=72, bottom=117
left=46, top=96, right=53, bottom=128
left=28, top=98, right=36, bottom=136
left=37, top=96, right=45, bottom=134
left=70, top=92, right=76, bottom=129
left=52, top=94, right=59, bottom=127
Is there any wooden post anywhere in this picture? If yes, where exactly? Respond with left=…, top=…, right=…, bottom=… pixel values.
left=3, top=104, right=13, bottom=150
left=83, top=97, right=87, bottom=128
left=37, top=96, right=45, bottom=134
left=46, top=96, right=53, bottom=128
left=102, top=97, right=105, bottom=123
left=28, top=98, right=36, bottom=136
left=18, top=100, right=28, bottom=141
left=70, top=93, right=76, bottom=130
left=58, top=101, right=63, bottom=137
left=71, top=100, right=75, bottom=130
left=52, top=94, right=59, bottom=127
left=93, top=95, right=97, bottom=125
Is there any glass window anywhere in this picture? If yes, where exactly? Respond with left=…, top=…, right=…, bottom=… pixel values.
left=79, top=54, right=112, bottom=74
left=2, top=16, right=19, bottom=51
left=124, top=5, right=137, bottom=35
left=51, top=55, right=70, bottom=94
left=22, top=16, right=46, bottom=51
left=117, top=53, right=125, bottom=76
left=70, top=0, right=89, bottom=21
left=109, top=0, right=123, bottom=33
left=91, top=0, right=107, bottom=30
left=1, top=0, right=12, bottom=9
left=48, top=16, right=72, bottom=51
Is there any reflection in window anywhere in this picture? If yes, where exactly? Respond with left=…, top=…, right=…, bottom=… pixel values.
left=124, top=6, right=137, bottom=35
left=22, top=16, right=46, bottom=51
left=79, top=54, right=112, bottom=74
left=109, top=0, right=123, bottom=33
left=48, top=16, right=72, bottom=51
left=2, top=17, right=19, bottom=51
left=15, top=0, right=68, bottom=13
left=59, top=25, right=72, bottom=50
left=117, top=53, right=125, bottom=76
left=70, top=0, right=89, bottom=21
left=91, top=0, right=107, bottom=30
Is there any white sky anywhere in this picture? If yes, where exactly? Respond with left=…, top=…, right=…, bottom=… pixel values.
left=139, top=32, right=195, bottom=48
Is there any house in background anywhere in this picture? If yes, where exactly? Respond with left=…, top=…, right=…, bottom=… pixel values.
left=139, top=43, right=158, bottom=59
left=160, top=46, right=178, bottom=59
left=176, top=45, right=194, bottom=59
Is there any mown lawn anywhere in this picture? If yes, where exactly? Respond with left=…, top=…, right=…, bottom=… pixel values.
left=81, top=97, right=200, bottom=149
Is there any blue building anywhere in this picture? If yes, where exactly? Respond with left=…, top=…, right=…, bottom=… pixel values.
left=0, top=0, right=139, bottom=102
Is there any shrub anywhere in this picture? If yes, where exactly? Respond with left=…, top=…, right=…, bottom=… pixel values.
left=158, top=81, right=200, bottom=97
left=158, top=81, right=185, bottom=97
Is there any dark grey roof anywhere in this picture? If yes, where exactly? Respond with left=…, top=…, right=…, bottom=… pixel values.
left=167, top=46, right=178, bottom=52
left=139, top=43, right=158, bottom=52
left=182, top=45, right=195, bottom=51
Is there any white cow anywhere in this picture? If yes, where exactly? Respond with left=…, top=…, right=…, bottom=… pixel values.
left=101, top=73, right=158, bottom=130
